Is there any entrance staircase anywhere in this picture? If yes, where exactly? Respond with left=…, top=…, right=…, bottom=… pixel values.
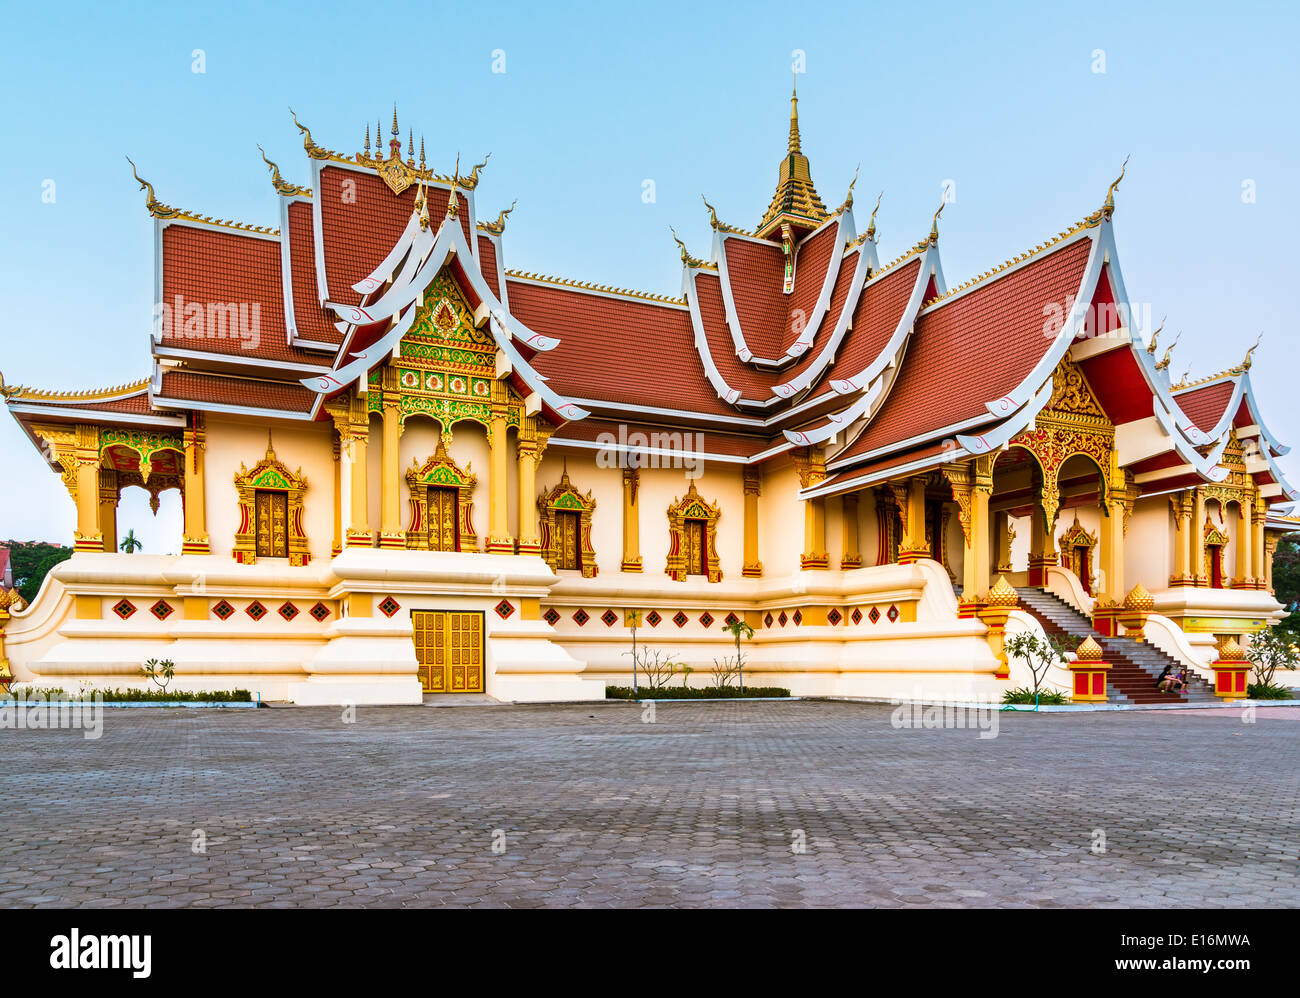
left=1013, top=588, right=1217, bottom=705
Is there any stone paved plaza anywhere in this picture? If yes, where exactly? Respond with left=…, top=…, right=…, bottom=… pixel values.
left=1, top=701, right=1297, bottom=908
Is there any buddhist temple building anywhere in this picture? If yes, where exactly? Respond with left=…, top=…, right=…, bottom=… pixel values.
left=1, top=92, right=1293, bottom=704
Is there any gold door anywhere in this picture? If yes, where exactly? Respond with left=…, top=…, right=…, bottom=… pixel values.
left=556, top=510, right=580, bottom=571
left=255, top=490, right=288, bottom=558
left=685, top=519, right=706, bottom=576
left=428, top=487, right=458, bottom=552
left=412, top=610, right=484, bottom=694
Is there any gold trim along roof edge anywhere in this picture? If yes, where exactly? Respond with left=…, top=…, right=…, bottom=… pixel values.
left=504, top=270, right=687, bottom=306
left=8, top=378, right=152, bottom=403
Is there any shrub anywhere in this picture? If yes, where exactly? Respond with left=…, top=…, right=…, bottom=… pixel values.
left=1246, top=682, right=1293, bottom=700
left=1001, top=686, right=1070, bottom=706
left=605, top=685, right=791, bottom=700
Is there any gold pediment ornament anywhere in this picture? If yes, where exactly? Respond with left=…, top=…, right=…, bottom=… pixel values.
left=376, top=156, right=414, bottom=196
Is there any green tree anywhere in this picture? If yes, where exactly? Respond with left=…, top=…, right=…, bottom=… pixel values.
left=5, top=540, right=74, bottom=605
left=1245, top=626, right=1298, bottom=690
left=722, top=617, right=755, bottom=692
left=1271, top=533, right=1300, bottom=638
left=119, top=530, right=143, bottom=554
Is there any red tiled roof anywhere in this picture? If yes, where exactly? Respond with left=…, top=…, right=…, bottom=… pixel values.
left=159, top=223, right=326, bottom=367
left=1174, top=379, right=1236, bottom=435
left=782, top=220, right=839, bottom=353
left=513, top=279, right=739, bottom=418
left=478, top=234, right=500, bottom=299
left=554, top=417, right=771, bottom=457
left=822, top=257, right=922, bottom=385
left=157, top=371, right=315, bottom=414
left=287, top=201, right=340, bottom=345
left=836, top=237, right=1094, bottom=463
left=720, top=236, right=787, bottom=359
left=316, top=167, right=470, bottom=303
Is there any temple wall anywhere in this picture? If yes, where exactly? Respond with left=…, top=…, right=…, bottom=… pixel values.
left=1126, top=497, right=1171, bottom=592
left=205, top=415, right=335, bottom=563
left=763, top=462, right=804, bottom=574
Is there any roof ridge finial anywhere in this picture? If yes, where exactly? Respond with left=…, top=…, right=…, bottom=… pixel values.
left=1241, top=332, right=1262, bottom=372
left=1103, top=154, right=1130, bottom=219
left=481, top=200, right=516, bottom=235
left=1155, top=331, right=1181, bottom=371
left=670, top=226, right=703, bottom=268
left=702, top=194, right=721, bottom=229
left=929, top=185, right=951, bottom=244
left=1146, top=314, right=1166, bottom=354
left=463, top=153, right=491, bottom=190
left=363, top=123, right=371, bottom=158
left=392, top=104, right=399, bottom=138
left=447, top=154, right=461, bottom=219
left=866, top=190, right=883, bottom=241
left=289, top=107, right=328, bottom=159
left=407, top=129, right=414, bottom=164
left=838, top=164, right=859, bottom=213
left=419, top=136, right=426, bottom=171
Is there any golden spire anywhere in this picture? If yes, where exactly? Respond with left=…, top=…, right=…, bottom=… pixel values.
left=1146, top=315, right=1166, bottom=354
left=407, top=129, right=414, bottom=163
left=670, top=227, right=704, bottom=268
left=756, top=76, right=828, bottom=239
left=363, top=123, right=371, bottom=158
left=391, top=105, right=399, bottom=139
left=377, top=118, right=383, bottom=156
left=447, top=154, right=461, bottom=220
left=419, top=136, right=426, bottom=171
left=788, top=72, right=802, bottom=155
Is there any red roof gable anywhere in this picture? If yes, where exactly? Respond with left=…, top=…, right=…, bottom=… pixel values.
left=837, top=236, right=1094, bottom=462
left=1174, top=379, right=1236, bottom=435
left=158, top=371, right=315, bottom=414
left=286, top=201, right=340, bottom=346
left=823, top=257, right=922, bottom=386
left=720, top=236, right=787, bottom=359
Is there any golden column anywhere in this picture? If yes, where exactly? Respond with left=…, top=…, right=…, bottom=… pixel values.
left=1027, top=497, right=1056, bottom=585
left=1233, top=496, right=1253, bottom=587
left=742, top=466, right=762, bottom=576
left=970, top=457, right=994, bottom=597
left=621, top=468, right=643, bottom=572
left=896, top=477, right=930, bottom=563
left=378, top=373, right=404, bottom=549
left=993, top=510, right=1015, bottom=574
left=181, top=417, right=209, bottom=555
left=98, top=468, right=119, bottom=554
left=331, top=433, right=342, bottom=556
left=516, top=433, right=541, bottom=556
left=796, top=449, right=828, bottom=570
left=840, top=491, right=861, bottom=569
left=72, top=424, right=103, bottom=553
left=1253, top=502, right=1267, bottom=590
left=486, top=395, right=514, bottom=554
left=1170, top=492, right=1191, bottom=586
left=1097, top=454, right=1126, bottom=606
left=329, top=393, right=372, bottom=548
left=1192, top=487, right=1206, bottom=584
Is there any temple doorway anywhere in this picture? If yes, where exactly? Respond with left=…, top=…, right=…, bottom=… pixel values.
left=413, top=610, right=484, bottom=693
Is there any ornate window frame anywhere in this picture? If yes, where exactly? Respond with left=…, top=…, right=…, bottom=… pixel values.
left=405, top=436, right=478, bottom=551
left=1058, top=511, right=1099, bottom=592
left=1203, top=517, right=1229, bottom=588
left=666, top=482, right=722, bottom=582
left=537, top=468, right=597, bottom=577
left=233, top=436, right=310, bottom=566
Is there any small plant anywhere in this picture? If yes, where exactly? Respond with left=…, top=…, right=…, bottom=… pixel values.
left=1246, top=681, right=1293, bottom=700
left=679, top=665, right=694, bottom=689
left=710, top=655, right=739, bottom=689
left=634, top=648, right=679, bottom=690
left=120, top=529, right=144, bottom=554
left=1001, top=687, right=1070, bottom=705
left=1003, top=631, right=1080, bottom=700
left=722, top=617, right=755, bottom=692
left=606, top=685, right=790, bottom=701
left=1245, top=626, right=1298, bottom=690
left=141, top=658, right=176, bottom=694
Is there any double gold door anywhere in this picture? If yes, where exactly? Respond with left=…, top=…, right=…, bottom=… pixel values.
left=428, top=487, right=459, bottom=552
left=412, top=610, right=484, bottom=693
left=684, top=519, right=706, bottom=576
left=254, top=490, right=288, bottom=558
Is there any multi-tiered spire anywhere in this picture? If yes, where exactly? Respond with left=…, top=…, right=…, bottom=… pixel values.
left=756, top=75, right=829, bottom=240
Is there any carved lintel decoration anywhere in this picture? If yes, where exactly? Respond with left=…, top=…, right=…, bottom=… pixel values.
left=743, top=465, right=761, bottom=497
left=887, top=482, right=910, bottom=533
left=537, top=470, right=598, bottom=578
left=623, top=467, right=640, bottom=505
left=793, top=447, right=827, bottom=490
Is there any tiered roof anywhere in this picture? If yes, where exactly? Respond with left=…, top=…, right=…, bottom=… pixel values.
left=3, top=95, right=1292, bottom=510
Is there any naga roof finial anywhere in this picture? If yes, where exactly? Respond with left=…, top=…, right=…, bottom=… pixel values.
left=0, top=370, right=24, bottom=402
left=928, top=186, right=951, bottom=244
left=1103, top=154, right=1130, bottom=219
left=670, top=227, right=704, bottom=268
left=289, top=107, right=329, bottom=159
left=125, top=156, right=179, bottom=218
left=1146, top=315, right=1166, bottom=354
left=481, top=200, right=516, bottom=235
left=838, top=165, right=859, bottom=213
left=462, top=153, right=491, bottom=190
left=1241, top=333, right=1262, bottom=372
left=702, top=195, right=721, bottom=229
left=258, top=145, right=304, bottom=196
left=1155, top=331, right=1181, bottom=371
left=866, top=190, right=883, bottom=241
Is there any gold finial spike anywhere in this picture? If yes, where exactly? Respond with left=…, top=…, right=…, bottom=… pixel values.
left=407, top=129, right=414, bottom=162
left=446, top=154, right=462, bottom=220
left=363, top=123, right=371, bottom=157
left=377, top=118, right=383, bottom=154
left=266, top=429, right=275, bottom=459
left=1103, top=154, right=1130, bottom=217
left=419, top=136, right=426, bottom=171
left=866, top=190, right=883, bottom=240
left=1242, top=333, right=1262, bottom=371
left=392, top=104, right=399, bottom=138
left=788, top=71, right=802, bottom=155
left=1146, top=315, right=1166, bottom=354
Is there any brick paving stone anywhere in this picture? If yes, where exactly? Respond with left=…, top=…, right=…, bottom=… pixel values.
left=0, top=701, right=1296, bottom=907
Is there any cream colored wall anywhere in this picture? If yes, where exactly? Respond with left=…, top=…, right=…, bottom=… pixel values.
left=1126, top=497, right=1172, bottom=592
left=1009, top=514, right=1030, bottom=571
left=445, top=419, right=490, bottom=550
left=762, top=461, right=804, bottom=575
left=204, top=414, right=335, bottom=563
left=535, top=449, right=624, bottom=574
left=366, top=412, right=382, bottom=533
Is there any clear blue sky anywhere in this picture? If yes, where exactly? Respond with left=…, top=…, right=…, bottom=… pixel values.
left=1, top=0, right=1296, bottom=550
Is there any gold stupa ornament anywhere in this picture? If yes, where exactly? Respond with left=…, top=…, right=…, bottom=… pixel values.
left=1217, top=637, right=1245, bottom=661
left=756, top=76, right=828, bottom=239
left=1076, top=636, right=1104, bottom=661
left=1124, top=582, right=1155, bottom=611
left=985, top=576, right=1019, bottom=607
